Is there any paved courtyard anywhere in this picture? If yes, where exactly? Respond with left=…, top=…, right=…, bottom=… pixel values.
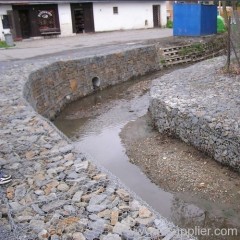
left=0, top=28, right=172, bottom=61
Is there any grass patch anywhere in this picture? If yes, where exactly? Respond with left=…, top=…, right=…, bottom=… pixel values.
left=160, top=59, right=166, bottom=64
left=179, top=43, right=205, bottom=56
left=0, top=41, right=9, bottom=48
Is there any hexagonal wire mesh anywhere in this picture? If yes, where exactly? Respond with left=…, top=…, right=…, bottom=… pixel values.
left=228, top=11, right=240, bottom=70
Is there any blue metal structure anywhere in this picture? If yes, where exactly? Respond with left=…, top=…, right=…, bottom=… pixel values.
left=173, top=3, right=217, bottom=36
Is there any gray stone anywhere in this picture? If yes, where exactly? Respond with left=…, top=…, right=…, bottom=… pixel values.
left=0, top=158, right=7, bottom=166
left=63, top=205, right=76, bottom=214
left=32, top=204, right=45, bottom=215
left=72, top=191, right=83, bottom=202
left=59, top=145, right=73, bottom=153
left=130, top=200, right=141, bottom=211
left=136, top=216, right=155, bottom=225
left=42, top=200, right=67, bottom=213
left=51, top=235, right=60, bottom=240
left=75, top=161, right=89, bottom=172
left=7, top=163, right=20, bottom=170
left=148, top=227, right=160, bottom=238
left=110, top=197, right=119, bottom=209
left=57, top=172, right=66, bottom=180
left=62, top=233, right=73, bottom=240
left=72, top=232, right=86, bottom=240
left=57, top=183, right=70, bottom=192
left=84, top=229, right=99, bottom=240
left=16, top=215, right=33, bottom=222
left=49, top=213, right=61, bottom=225
left=89, top=194, right=107, bottom=205
left=14, top=185, right=27, bottom=200
left=67, top=171, right=80, bottom=179
left=112, top=222, right=130, bottom=235
left=121, top=216, right=136, bottom=227
left=9, top=202, right=22, bottom=212
left=154, top=219, right=174, bottom=236
left=101, top=233, right=121, bottom=240
left=38, top=193, right=57, bottom=202
left=29, top=219, right=45, bottom=232
left=116, top=189, right=129, bottom=201
left=87, top=204, right=107, bottom=213
left=89, top=214, right=100, bottom=221
left=35, top=190, right=45, bottom=196
left=122, top=229, right=141, bottom=239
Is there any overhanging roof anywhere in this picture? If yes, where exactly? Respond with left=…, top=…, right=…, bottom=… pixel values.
left=0, top=0, right=166, bottom=3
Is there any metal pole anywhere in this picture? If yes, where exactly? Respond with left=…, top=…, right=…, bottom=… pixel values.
left=227, top=16, right=231, bottom=72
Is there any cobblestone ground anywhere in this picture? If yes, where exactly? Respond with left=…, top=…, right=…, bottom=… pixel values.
left=0, top=44, right=194, bottom=240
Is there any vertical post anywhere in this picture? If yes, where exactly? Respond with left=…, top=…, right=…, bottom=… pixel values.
left=218, top=1, right=221, bottom=16
left=227, top=16, right=231, bottom=72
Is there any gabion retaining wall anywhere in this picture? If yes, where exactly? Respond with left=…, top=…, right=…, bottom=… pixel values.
left=150, top=57, right=240, bottom=172
left=24, top=46, right=160, bottom=120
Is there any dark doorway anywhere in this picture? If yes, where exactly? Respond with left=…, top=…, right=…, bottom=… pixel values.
left=153, top=5, right=161, bottom=28
left=71, top=3, right=94, bottom=33
left=19, top=10, right=31, bottom=38
left=73, top=7, right=84, bottom=33
left=83, top=3, right=95, bottom=33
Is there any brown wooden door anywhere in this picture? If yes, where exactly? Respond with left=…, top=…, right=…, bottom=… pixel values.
left=19, top=10, right=31, bottom=38
left=83, top=3, right=94, bottom=33
left=7, top=10, right=22, bottom=40
left=71, top=3, right=94, bottom=33
left=153, top=5, right=161, bottom=28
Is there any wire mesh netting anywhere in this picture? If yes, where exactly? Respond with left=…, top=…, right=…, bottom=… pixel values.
left=228, top=10, right=240, bottom=69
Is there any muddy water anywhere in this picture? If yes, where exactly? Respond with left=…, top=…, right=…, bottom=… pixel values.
left=54, top=72, right=239, bottom=240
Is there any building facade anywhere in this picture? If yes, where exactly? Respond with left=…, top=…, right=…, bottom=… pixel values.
left=0, top=0, right=167, bottom=41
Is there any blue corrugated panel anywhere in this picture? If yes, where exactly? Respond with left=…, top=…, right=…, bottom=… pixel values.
left=201, top=5, right=217, bottom=35
left=173, top=3, right=217, bottom=36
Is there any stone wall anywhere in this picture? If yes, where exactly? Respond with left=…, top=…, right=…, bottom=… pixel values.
left=150, top=57, right=240, bottom=172
left=24, top=46, right=160, bottom=119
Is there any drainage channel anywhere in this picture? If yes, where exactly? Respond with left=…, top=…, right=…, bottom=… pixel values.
left=54, top=70, right=239, bottom=240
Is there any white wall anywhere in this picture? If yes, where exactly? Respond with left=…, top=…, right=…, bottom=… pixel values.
left=58, top=4, right=75, bottom=37
left=0, top=5, right=12, bottom=41
left=93, top=1, right=167, bottom=32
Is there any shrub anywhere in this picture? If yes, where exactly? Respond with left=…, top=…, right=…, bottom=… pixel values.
left=166, top=20, right=173, bottom=28
left=217, top=15, right=226, bottom=33
left=0, top=41, right=9, bottom=48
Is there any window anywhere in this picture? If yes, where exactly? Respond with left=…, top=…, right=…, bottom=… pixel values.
left=2, top=15, right=10, bottom=29
left=113, top=7, right=118, bottom=14
left=37, top=10, right=56, bottom=30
